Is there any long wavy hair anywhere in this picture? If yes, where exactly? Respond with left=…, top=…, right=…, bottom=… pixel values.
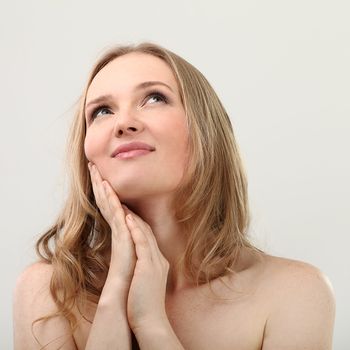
left=32, top=41, right=261, bottom=348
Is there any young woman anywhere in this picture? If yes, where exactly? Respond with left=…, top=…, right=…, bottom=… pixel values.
left=13, top=42, right=335, bottom=350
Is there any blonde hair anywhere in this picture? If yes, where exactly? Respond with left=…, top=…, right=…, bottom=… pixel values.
left=32, top=42, right=261, bottom=348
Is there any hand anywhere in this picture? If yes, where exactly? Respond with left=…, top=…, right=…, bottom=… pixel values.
left=88, top=162, right=170, bottom=331
left=124, top=213, right=170, bottom=332
left=88, top=162, right=136, bottom=287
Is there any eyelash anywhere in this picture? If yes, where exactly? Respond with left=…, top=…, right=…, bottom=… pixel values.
left=88, top=91, right=168, bottom=121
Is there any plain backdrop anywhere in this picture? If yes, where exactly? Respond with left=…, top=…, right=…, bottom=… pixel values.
left=1, top=0, right=349, bottom=349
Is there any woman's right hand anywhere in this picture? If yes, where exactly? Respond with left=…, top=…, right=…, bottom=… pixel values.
left=88, top=162, right=137, bottom=289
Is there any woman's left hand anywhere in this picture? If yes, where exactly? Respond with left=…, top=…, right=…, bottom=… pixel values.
left=123, top=210, right=170, bottom=332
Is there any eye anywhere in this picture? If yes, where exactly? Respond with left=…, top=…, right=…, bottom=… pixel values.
left=89, top=105, right=113, bottom=120
left=144, top=91, right=168, bottom=105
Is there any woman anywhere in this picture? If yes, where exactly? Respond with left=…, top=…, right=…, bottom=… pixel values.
left=13, top=42, right=335, bottom=349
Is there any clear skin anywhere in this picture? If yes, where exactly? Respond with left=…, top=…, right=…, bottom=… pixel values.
left=84, top=52, right=192, bottom=331
left=12, top=51, right=335, bottom=350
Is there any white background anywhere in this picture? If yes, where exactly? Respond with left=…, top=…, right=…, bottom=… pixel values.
left=1, top=1, right=349, bottom=349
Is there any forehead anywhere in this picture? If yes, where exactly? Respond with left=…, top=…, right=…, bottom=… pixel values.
left=86, top=52, right=178, bottom=100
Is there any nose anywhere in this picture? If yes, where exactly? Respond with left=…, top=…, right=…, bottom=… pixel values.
left=113, top=109, right=144, bottom=137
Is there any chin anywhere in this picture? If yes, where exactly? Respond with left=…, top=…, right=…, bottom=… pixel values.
left=112, top=180, right=177, bottom=203
left=113, top=181, right=156, bottom=200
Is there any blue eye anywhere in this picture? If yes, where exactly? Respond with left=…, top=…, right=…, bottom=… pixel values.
left=144, top=91, right=168, bottom=105
left=90, top=105, right=112, bottom=120
left=88, top=91, right=168, bottom=121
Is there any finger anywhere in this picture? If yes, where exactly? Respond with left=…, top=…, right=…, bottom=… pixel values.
left=89, top=164, right=128, bottom=233
left=126, top=215, right=152, bottom=261
left=121, top=207, right=150, bottom=235
left=128, top=213, right=162, bottom=260
left=89, top=164, right=107, bottom=212
left=90, top=165, right=161, bottom=264
left=90, top=164, right=117, bottom=214
left=123, top=214, right=168, bottom=272
left=102, top=180, right=129, bottom=233
left=121, top=208, right=159, bottom=259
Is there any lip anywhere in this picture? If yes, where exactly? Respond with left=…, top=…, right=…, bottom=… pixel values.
left=115, top=149, right=153, bottom=159
left=111, top=141, right=155, bottom=158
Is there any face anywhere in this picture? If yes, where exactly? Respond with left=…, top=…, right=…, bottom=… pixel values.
left=84, top=52, right=189, bottom=203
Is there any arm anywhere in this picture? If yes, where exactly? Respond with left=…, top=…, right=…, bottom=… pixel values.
left=132, top=318, right=185, bottom=350
left=13, top=262, right=77, bottom=350
left=122, top=214, right=186, bottom=350
left=84, top=267, right=132, bottom=349
left=86, top=164, right=185, bottom=349
left=85, top=162, right=136, bottom=349
left=262, top=263, right=336, bottom=350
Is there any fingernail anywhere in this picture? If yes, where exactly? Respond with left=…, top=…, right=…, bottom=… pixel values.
left=126, top=214, right=133, bottom=221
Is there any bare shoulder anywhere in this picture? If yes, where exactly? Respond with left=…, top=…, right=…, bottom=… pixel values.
left=264, top=254, right=331, bottom=287
left=13, top=261, right=54, bottom=316
left=14, top=261, right=53, bottom=293
left=261, top=254, right=334, bottom=291
left=258, top=254, right=336, bottom=350
left=13, top=261, right=77, bottom=350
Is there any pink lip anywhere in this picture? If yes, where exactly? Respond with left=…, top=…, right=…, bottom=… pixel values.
left=111, top=142, right=155, bottom=158
left=115, top=149, right=153, bottom=159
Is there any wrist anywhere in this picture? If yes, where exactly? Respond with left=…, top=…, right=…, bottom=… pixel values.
left=98, top=276, right=130, bottom=307
left=131, top=311, right=169, bottom=334
left=132, top=315, right=171, bottom=339
left=132, top=318, right=185, bottom=350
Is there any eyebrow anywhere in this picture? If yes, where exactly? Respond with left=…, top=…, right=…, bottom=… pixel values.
left=85, top=81, right=174, bottom=109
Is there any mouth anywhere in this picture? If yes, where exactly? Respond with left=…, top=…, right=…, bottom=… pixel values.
left=111, top=141, right=155, bottom=158
left=113, top=149, right=154, bottom=159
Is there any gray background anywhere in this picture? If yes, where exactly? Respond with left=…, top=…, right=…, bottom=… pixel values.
left=1, top=0, right=349, bottom=349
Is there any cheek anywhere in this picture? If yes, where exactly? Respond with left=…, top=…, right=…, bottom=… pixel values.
left=174, top=120, right=189, bottom=157
left=84, top=132, right=103, bottom=160
left=83, top=135, right=93, bottom=160
left=163, top=124, right=189, bottom=170
left=165, top=112, right=189, bottom=147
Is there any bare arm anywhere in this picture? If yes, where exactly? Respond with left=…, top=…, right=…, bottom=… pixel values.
left=262, top=262, right=336, bottom=350
left=84, top=265, right=132, bottom=349
left=132, top=319, right=185, bottom=350
left=84, top=163, right=137, bottom=349
left=13, top=262, right=77, bottom=350
left=13, top=262, right=133, bottom=350
left=86, top=163, right=186, bottom=349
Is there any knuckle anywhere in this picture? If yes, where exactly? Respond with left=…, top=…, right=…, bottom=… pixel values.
left=162, top=257, right=170, bottom=268
left=112, top=217, right=124, bottom=231
left=138, top=237, right=148, bottom=246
